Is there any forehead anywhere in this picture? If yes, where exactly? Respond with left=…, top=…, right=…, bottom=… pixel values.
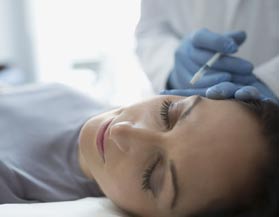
left=165, top=98, right=266, bottom=214
left=172, top=98, right=260, bottom=142
left=170, top=98, right=258, bottom=144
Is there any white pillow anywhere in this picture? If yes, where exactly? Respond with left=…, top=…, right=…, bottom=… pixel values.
left=0, top=198, right=131, bottom=217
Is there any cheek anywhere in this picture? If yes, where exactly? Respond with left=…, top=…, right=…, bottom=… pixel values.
left=99, top=165, right=146, bottom=213
left=101, top=159, right=141, bottom=193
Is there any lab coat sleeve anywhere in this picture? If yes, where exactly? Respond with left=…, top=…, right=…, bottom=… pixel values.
left=135, top=0, right=181, bottom=93
left=253, top=56, right=279, bottom=98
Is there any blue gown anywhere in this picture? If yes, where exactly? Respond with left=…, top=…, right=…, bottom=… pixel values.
left=0, top=83, right=107, bottom=203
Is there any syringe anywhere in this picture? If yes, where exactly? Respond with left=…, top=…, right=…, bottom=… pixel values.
left=190, top=52, right=222, bottom=84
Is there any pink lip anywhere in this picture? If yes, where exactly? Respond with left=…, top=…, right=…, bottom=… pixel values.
left=96, top=118, right=113, bottom=162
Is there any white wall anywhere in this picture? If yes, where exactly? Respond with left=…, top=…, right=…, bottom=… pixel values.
left=0, top=0, right=154, bottom=105
left=27, top=0, right=153, bottom=105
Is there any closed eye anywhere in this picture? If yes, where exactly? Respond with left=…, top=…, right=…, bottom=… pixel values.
left=141, top=154, right=161, bottom=193
left=160, top=99, right=172, bottom=130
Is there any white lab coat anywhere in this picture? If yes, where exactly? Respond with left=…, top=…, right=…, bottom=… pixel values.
left=136, top=0, right=279, bottom=97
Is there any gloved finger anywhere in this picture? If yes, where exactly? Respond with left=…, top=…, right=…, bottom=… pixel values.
left=251, top=81, right=278, bottom=100
left=215, top=55, right=253, bottom=74
left=191, top=72, right=232, bottom=88
left=224, top=31, right=246, bottom=46
left=190, top=47, right=253, bottom=74
left=177, top=45, right=221, bottom=77
left=206, top=82, right=241, bottom=99
left=172, top=55, right=232, bottom=89
left=160, top=88, right=207, bottom=97
left=234, top=86, right=261, bottom=100
left=171, top=45, right=207, bottom=88
left=191, top=28, right=238, bottom=53
left=231, top=74, right=257, bottom=84
left=262, top=97, right=279, bottom=105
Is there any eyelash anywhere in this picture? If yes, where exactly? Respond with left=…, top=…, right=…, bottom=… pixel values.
left=160, top=99, right=172, bottom=130
left=141, top=100, right=172, bottom=192
left=142, top=156, right=161, bottom=192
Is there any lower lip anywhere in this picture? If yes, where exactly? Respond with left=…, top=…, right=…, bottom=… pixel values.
left=96, top=119, right=113, bottom=162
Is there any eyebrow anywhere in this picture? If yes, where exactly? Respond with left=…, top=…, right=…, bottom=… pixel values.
left=169, top=96, right=202, bottom=210
left=180, top=96, right=202, bottom=121
left=170, top=161, right=178, bottom=209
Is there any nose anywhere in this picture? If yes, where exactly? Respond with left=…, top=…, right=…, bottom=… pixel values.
left=109, top=121, right=158, bottom=153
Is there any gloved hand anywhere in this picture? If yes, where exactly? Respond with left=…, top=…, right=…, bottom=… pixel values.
left=163, top=28, right=279, bottom=104
left=162, top=79, right=279, bottom=104
left=206, top=80, right=279, bottom=104
left=167, top=28, right=255, bottom=90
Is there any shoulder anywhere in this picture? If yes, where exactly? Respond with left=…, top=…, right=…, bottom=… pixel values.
left=0, top=160, right=23, bottom=203
left=0, top=82, right=95, bottom=104
left=0, top=82, right=109, bottom=118
left=0, top=82, right=75, bottom=95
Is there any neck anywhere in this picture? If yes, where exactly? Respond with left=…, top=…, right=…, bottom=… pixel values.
left=78, top=145, right=95, bottom=180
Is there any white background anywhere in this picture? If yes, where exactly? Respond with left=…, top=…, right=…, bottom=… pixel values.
left=0, top=0, right=154, bottom=106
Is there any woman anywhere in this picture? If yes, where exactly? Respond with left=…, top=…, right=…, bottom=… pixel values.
left=0, top=83, right=278, bottom=217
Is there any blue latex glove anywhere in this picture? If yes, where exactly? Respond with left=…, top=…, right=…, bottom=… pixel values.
left=167, top=28, right=255, bottom=89
left=162, top=79, right=279, bottom=104
left=163, top=28, right=279, bottom=104
left=206, top=81, right=279, bottom=104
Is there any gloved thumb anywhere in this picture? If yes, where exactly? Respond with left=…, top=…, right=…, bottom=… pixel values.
left=234, top=86, right=261, bottom=100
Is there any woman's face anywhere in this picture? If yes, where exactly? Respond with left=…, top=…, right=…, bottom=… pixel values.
left=79, top=95, right=267, bottom=217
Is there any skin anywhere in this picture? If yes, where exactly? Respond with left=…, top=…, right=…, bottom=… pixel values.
left=78, top=95, right=268, bottom=217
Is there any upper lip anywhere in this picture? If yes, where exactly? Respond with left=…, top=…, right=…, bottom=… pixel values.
left=96, top=118, right=113, bottom=162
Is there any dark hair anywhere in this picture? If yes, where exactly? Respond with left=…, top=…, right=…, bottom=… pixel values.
left=191, top=99, right=279, bottom=217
